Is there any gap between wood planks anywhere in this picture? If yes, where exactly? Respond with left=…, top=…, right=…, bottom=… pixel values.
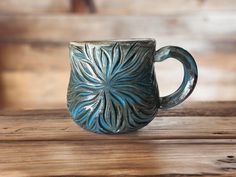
left=0, top=64, right=234, bottom=177
left=0, top=102, right=235, bottom=141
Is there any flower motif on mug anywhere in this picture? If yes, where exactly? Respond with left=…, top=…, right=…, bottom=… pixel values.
left=67, top=42, right=159, bottom=133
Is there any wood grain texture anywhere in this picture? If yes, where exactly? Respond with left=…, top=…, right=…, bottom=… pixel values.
left=0, top=71, right=69, bottom=109
left=1, top=43, right=236, bottom=71
left=1, top=141, right=236, bottom=177
left=0, top=102, right=236, bottom=176
left=0, top=42, right=68, bottom=71
left=0, top=102, right=235, bottom=141
left=0, top=0, right=71, bottom=14
left=0, top=12, right=235, bottom=44
left=94, top=0, right=236, bottom=15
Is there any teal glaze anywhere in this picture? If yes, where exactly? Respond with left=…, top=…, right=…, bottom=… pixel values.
left=155, top=46, right=198, bottom=109
left=67, top=39, right=198, bottom=134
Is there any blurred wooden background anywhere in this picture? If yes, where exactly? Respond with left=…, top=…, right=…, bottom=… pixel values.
left=0, top=0, right=235, bottom=109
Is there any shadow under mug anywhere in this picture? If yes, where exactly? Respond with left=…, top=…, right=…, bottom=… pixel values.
left=67, top=38, right=198, bottom=134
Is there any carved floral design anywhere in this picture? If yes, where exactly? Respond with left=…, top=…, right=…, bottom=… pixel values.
left=67, top=42, right=159, bottom=133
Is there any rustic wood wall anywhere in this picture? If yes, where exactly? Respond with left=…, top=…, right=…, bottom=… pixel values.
left=0, top=0, right=235, bottom=109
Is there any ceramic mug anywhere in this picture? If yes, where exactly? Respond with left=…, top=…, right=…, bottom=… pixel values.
left=67, top=38, right=198, bottom=134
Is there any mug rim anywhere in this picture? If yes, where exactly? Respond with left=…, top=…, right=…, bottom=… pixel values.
left=70, top=38, right=156, bottom=47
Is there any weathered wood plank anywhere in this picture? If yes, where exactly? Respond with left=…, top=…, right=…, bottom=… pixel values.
left=0, top=12, right=235, bottom=43
left=0, top=71, right=69, bottom=109
left=0, top=102, right=235, bottom=141
left=1, top=102, right=235, bottom=117
left=0, top=141, right=236, bottom=177
left=0, top=42, right=68, bottom=71
left=0, top=0, right=71, bottom=14
left=1, top=115, right=236, bottom=141
left=0, top=103, right=235, bottom=176
left=94, top=0, right=236, bottom=15
left=1, top=43, right=236, bottom=71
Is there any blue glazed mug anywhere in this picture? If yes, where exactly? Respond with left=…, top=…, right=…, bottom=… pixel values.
left=67, top=39, right=198, bottom=134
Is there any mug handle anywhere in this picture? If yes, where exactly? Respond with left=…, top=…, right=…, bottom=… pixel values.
left=154, top=46, right=198, bottom=109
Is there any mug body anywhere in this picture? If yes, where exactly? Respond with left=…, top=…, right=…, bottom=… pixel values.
left=67, top=39, right=160, bottom=134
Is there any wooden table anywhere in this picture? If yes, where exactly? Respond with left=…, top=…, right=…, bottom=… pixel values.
left=0, top=102, right=236, bottom=177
